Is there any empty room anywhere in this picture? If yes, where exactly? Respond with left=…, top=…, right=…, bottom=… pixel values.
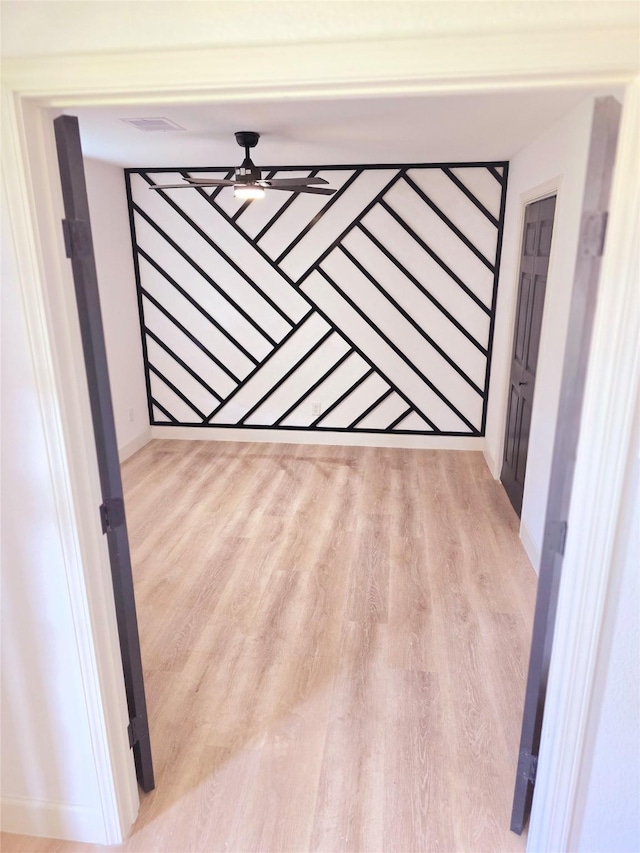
left=2, top=4, right=638, bottom=853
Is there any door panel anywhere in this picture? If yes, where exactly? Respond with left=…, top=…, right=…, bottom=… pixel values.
left=504, top=387, right=518, bottom=468
left=526, top=275, right=546, bottom=372
left=510, top=96, right=621, bottom=834
left=53, top=115, right=155, bottom=792
left=515, top=395, right=532, bottom=488
left=539, top=217, right=554, bottom=256
left=514, top=273, right=531, bottom=365
left=501, top=195, right=556, bottom=517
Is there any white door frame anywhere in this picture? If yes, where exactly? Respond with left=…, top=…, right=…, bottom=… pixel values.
left=2, top=31, right=638, bottom=849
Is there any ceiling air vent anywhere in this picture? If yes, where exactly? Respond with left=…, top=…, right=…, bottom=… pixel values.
left=120, top=117, right=186, bottom=132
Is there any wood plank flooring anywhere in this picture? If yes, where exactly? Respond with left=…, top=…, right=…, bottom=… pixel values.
left=2, top=441, right=537, bottom=853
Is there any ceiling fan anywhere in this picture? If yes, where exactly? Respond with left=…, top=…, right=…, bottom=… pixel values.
left=148, top=131, right=336, bottom=200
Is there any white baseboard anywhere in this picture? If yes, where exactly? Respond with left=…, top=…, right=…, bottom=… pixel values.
left=118, top=428, right=151, bottom=462
left=1, top=796, right=108, bottom=844
left=520, top=518, right=541, bottom=574
left=483, top=444, right=501, bottom=479
left=149, top=425, right=485, bottom=451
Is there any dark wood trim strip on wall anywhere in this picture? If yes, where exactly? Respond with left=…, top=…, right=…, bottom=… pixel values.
left=151, top=397, right=179, bottom=423
left=125, top=171, right=155, bottom=425
left=481, top=162, right=510, bottom=433
left=148, top=362, right=207, bottom=420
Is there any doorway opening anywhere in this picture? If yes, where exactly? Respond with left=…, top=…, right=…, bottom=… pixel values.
left=67, top=93, right=616, bottom=844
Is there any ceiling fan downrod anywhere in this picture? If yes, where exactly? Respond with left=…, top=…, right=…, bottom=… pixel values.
left=235, top=131, right=261, bottom=181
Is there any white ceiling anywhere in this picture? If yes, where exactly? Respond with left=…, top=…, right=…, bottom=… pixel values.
left=73, top=86, right=610, bottom=169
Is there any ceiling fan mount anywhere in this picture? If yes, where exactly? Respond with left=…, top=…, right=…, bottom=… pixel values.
left=148, top=130, right=336, bottom=198
left=234, top=130, right=260, bottom=150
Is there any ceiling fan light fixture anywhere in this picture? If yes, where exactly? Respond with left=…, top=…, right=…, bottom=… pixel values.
left=234, top=185, right=265, bottom=200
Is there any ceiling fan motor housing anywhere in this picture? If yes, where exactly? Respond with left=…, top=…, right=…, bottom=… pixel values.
left=236, top=159, right=262, bottom=182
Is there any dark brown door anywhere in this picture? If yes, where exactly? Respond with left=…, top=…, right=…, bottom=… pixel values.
left=501, top=196, right=556, bottom=516
left=53, top=115, right=155, bottom=792
left=510, top=96, right=621, bottom=834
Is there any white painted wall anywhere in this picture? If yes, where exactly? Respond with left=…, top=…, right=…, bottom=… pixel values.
left=0, top=192, right=104, bottom=839
left=84, top=158, right=150, bottom=460
left=486, top=94, right=604, bottom=568
left=571, top=394, right=639, bottom=853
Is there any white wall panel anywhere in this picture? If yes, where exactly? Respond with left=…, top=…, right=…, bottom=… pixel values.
left=360, top=205, right=491, bottom=348
left=133, top=212, right=283, bottom=352
left=245, top=332, right=349, bottom=426
left=128, top=162, right=506, bottom=437
left=256, top=170, right=357, bottom=262
left=384, top=180, right=495, bottom=306
left=321, top=249, right=484, bottom=428
left=319, top=372, right=390, bottom=430
left=141, top=258, right=258, bottom=377
left=280, top=170, right=397, bottom=280
left=210, top=311, right=330, bottom=424
left=303, top=270, right=471, bottom=433
left=141, top=297, right=238, bottom=398
left=355, top=391, right=408, bottom=431
left=281, top=353, right=370, bottom=428
left=342, top=228, right=485, bottom=389
left=450, top=166, right=504, bottom=219
left=408, top=168, right=498, bottom=264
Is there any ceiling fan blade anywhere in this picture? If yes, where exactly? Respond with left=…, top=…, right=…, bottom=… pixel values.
left=148, top=183, right=205, bottom=190
left=266, top=185, right=336, bottom=195
left=182, top=178, right=236, bottom=186
left=148, top=179, right=235, bottom=190
left=261, top=177, right=329, bottom=188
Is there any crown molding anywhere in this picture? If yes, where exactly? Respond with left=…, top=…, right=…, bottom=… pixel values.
left=2, top=28, right=638, bottom=106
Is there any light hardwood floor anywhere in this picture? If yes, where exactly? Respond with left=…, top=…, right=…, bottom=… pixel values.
left=3, top=441, right=537, bottom=853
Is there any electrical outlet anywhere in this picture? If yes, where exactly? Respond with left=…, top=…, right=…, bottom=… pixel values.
left=129, top=408, right=135, bottom=423
left=311, top=401, right=322, bottom=417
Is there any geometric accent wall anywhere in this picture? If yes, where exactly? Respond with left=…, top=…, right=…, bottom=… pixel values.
left=125, top=162, right=508, bottom=435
